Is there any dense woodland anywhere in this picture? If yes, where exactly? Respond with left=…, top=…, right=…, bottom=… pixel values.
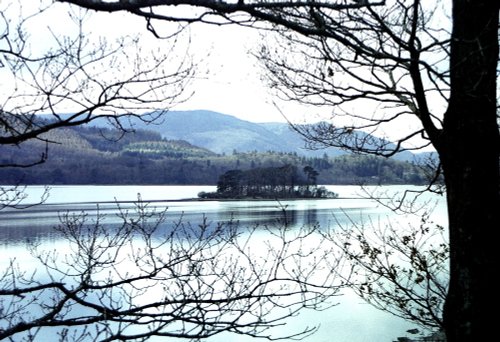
left=0, top=125, right=431, bottom=185
left=200, top=165, right=338, bottom=199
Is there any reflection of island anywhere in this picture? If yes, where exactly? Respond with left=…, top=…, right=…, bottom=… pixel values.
left=198, top=165, right=338, bottom=199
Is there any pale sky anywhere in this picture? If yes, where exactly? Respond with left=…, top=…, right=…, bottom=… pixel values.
left=172, top=23, right=292, bottom=123
left=79, top=4, right=307, bottom=123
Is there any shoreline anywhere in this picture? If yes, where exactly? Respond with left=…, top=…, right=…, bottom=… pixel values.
left=18, top=196, right=377, bottom=208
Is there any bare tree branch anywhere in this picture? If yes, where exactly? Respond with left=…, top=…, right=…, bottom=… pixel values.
left=326, top=211, right=448, bottom=330
left=1, top=2, right=194, bottom=150
left=0, top=201, right=342, bottom=341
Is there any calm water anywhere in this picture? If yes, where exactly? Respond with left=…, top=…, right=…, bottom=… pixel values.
left=0, top=185, right=447, bottom=342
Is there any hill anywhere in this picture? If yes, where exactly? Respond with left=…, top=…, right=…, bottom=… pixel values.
left=118, top=110, right=420, bottom=161
left=0, top=124, right=432, bottom=186
left=124, top=110, right=291, bottom=154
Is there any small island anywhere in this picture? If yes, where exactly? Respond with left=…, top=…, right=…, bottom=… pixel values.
left=198, top=165, right=338, bottom=199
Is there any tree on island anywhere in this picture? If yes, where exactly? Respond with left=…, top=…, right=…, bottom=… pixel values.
left=59, top=1, right=499, bottom=340
left=199, top=165, right=338, bottom=199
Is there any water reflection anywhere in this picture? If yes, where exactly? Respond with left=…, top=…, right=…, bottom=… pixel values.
left=0, top=197, right=382, bottom=246
left=0, top=185, right=447, bottom=342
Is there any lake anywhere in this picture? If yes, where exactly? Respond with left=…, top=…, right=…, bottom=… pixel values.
left=0, top=185, right=448, bottom=342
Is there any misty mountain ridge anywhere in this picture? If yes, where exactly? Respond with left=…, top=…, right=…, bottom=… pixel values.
left=41, top=110, right=434, bottom=161
left=121, top=110, right=428, bottom=161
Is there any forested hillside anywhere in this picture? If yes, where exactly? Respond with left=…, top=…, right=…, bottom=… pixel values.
left=102, top=110, right=419, bottom=161
left=0, top=125, right=430, bottom=185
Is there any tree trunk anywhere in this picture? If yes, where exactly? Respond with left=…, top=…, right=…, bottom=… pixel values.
left=440, top=1, right=499, bottom=341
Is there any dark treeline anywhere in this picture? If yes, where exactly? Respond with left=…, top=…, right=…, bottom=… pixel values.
left=200, top=165, right=337, bottom=199
left=0, top=126, right=431, bottom=185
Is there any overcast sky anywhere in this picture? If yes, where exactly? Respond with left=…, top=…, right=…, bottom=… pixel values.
left=173, top=24, right=292, bottom=123
left=83, top=5, right=310, bottom=124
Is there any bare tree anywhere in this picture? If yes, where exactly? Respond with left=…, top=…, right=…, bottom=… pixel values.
left=0, top=200, right=340, bottom=341
left=253, top=4, right=499, bottom=342
left=0, top=2, right=193, bottom=166
left=328, top=211, right=448, bottom=331
left=0, top=185, right=49, bottom=210
left=15, top=1, right=500, bottom=340
left=0, top=1, right=192, bottom=207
